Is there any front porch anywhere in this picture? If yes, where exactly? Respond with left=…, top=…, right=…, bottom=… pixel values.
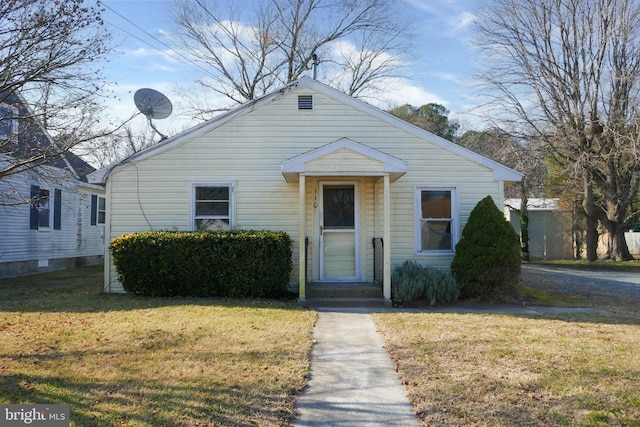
left=281, top=138, right=408, bottom=305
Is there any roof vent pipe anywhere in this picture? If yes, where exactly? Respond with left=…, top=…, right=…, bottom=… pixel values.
left=312, top=53, right=318, bottom=80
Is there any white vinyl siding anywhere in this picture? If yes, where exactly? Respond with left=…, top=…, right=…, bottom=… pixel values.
left=104, top=83, right=508, bottom=291
left=0, top=163, right=105, bottom=273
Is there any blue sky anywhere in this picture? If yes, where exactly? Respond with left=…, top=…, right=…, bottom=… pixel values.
left=99, top=0, right=482, bottom=135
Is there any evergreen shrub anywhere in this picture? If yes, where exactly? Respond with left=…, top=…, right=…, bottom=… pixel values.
left=451, top=195, right=521, bottom=300
left=109, top=230, right=292, bottom=298
left=391, top=260, right=461, bottom=306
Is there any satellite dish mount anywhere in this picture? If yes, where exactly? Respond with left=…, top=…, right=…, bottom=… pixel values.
left=134, top=88, right=173, bottom=140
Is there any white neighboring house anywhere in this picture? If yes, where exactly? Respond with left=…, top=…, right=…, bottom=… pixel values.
left=0, top=93, right=105, bottom=278
left=91, top=77, right=522, bottom=302
left=504, top=198, right=574, bottom=260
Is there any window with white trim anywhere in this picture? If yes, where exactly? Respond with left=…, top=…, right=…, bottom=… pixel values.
left=193, top=185, right=233, bottom=231
left=37, top=188, right=51, bottom=228
left=30, top=185, right=61, bottom=230
left=91, top=194, right=106, bottom=225
left=415, top=188, right=456, bottom=253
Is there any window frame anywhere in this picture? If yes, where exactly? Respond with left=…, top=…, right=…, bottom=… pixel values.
left=37, top=188, right=52, bottom=230
left=190, top=183, right=235, bottom=231
left=91, top=194, right=106, bottom=226
left=414, top=186, right=458, bottom=255
left=0, top=103, right=18, bottom=139
left=97, top=196, right=106, bottom=225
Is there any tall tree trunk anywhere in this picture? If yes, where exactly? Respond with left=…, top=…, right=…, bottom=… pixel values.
left=583, top=181, right=599, bottom=261
left=606, top=222, right=633, bottom=261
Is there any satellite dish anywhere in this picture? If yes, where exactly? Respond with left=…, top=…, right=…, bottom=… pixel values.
left=134, top=88, right=173, bottom=140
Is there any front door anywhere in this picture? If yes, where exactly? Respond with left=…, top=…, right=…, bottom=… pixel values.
left=319, top=182, right=359, bottom=281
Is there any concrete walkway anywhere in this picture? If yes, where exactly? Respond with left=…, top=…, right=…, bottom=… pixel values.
left=293, top=311, right=422, bottom=427
left=293, top=304, right=607, bottom=426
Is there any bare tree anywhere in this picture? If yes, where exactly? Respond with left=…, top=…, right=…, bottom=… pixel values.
left=458, top=128, right=547, bottom=260
left=171, top=0, right=412, bottom=115
left=74, top=124, right=159, bottom=170
left=475, top=0, right=640, bottom=261
left=0, top=0, right=116, bottom=187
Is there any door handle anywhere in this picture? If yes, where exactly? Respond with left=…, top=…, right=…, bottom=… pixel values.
left=320, top=225, right=323, bottom=236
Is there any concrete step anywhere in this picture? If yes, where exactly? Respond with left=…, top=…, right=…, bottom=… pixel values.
left=301, top=297, right=389, bottom=308
left=306, top=283, right=383, bottom=299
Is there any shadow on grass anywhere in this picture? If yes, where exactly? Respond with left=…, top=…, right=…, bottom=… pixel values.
left=0, top=265, right=303, bottom=314
left=0, top=371, right=295, bottom=427
left=3, top=265, right=639, bottom=326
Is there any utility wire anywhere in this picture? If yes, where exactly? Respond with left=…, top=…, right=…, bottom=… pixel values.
left=99, top=1, right=218, bottom=81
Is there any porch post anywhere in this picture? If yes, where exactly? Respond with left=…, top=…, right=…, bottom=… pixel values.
left=298, top=174, right=306, bottom=301
left=383, top=174, right=392, bottom=302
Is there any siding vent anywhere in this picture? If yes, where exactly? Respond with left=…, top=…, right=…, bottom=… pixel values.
left=298, top=95, right=313, bottom=110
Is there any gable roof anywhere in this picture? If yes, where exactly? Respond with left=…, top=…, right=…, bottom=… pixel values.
left=282, top=137, right=407, bottom=182
left=1, top=91, right=96, bottom=181
left=89, top=76, right=522, bottom=184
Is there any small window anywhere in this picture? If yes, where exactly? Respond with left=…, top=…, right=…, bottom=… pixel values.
left=30, top=186, right=61, bottom=230
left=298, top=95, right=313, bottom=110
left=0, top=104, right=17, bottom=139
left=415, top=188, right=456, bottom=253
left=37, top=189, right=51, bottom=229
left=97, top=196, right=106, bottom=225
left=91, top=194, right=106, bottom=225
left=193, top=185, right=233, bottom=231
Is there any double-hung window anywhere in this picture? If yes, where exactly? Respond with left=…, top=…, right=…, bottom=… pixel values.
left=193, top=184, right=233, bottom=231
left=91, top=194, right=106, bottom=225
left=30, top=185, right=61, bottom=230
left=416, top=188, right=456, bottom=253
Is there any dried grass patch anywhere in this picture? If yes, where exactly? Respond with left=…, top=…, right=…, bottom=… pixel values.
left=373, top=312, right=640, bottom=426
left=0, top=266, right=316, bottom=426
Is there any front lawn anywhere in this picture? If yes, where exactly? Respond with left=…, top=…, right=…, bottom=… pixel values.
left=0, top=266, right=316, bottom=426
left=374, top=311, right=640, bottom=426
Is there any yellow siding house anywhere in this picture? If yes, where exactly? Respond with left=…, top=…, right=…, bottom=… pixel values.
left=90, top=77, right=522, bottom=304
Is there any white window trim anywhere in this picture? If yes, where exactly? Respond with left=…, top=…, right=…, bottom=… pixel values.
left=37, top=187, right=54, bottom=231
left=0, top=103, right=18, bottom=139
left=97, top=195, right=106, bottom=226
left=414, top=186, right=458, bottom=255
left=190, top=182, right=235, bottom=231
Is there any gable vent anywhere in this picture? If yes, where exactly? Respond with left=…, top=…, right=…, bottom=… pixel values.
left=298, top=95, right=313, bottom=110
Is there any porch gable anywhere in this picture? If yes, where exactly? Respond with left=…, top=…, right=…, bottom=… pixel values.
left=281, top=137, right=407, bottom=182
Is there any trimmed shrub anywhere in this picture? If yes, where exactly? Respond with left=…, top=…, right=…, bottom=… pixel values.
left=451, top=195, right=521, bottom=301
left=109, top=230, right=292, bottom=298
left=391, top=260, right=461, bottom=306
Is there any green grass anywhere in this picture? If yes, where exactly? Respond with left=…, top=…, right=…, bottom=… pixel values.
left=0, top=266, right=317, bottom=426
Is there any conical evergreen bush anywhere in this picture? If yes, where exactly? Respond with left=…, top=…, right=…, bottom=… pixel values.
left=451, top=195, right=521, bottom=300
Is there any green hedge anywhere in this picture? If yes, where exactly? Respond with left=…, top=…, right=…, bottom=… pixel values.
left=109, top=230, right=292, bottom=298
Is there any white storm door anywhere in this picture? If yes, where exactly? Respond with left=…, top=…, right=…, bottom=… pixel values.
left=319, top=182, right=359, bottom=281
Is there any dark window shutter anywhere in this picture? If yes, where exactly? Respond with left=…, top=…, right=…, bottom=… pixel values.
left=90, top=194, right=97, bottom=226
left=30, top=185, right=39, bottom=230
left=53, top=189, right=62, bottom=230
